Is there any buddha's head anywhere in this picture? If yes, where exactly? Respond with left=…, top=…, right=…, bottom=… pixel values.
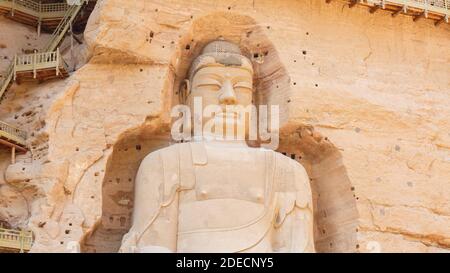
left=182, top=39, right=254, bottom=140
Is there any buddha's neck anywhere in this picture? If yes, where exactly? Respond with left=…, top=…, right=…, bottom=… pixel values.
left=192, top=132, right=249, bottom=148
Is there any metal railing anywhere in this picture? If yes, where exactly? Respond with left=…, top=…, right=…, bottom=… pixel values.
left=40, top=2, right=68, bottom=13
left=7, top=0, right=40, bottom=12
left=0, top=228, right=33, bottom=252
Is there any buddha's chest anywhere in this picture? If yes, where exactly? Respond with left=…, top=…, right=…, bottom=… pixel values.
left=176, top=146, right=276, bottom=236
left=180, top=147, right=270, bottom=204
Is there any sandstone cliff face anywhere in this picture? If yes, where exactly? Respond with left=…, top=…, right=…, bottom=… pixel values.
left=0, top=0, right=449, bottom=253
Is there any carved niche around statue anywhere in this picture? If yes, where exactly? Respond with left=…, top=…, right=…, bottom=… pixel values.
left=119, top=40, right=315, bottom=253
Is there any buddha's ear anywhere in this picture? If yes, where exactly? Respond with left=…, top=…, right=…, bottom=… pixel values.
left=180, top=79, right=191, bottom=102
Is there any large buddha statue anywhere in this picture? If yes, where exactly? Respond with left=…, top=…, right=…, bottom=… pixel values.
left=119, top=40, right=315, bottom=253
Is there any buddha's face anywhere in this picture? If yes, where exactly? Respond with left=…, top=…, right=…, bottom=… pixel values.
left=186, top=65, right=254, bottom=139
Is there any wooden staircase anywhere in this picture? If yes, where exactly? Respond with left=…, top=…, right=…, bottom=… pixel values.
left=42, top=1, right=87, bottom=53
left=0, top=1, right=93, bottom=164
left=0, top=0, right=92, bottom=101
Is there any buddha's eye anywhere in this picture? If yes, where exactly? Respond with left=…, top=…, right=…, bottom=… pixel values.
left=196, top=84, right=222, bottom=91
left=234, top=82, right=253, bottom=92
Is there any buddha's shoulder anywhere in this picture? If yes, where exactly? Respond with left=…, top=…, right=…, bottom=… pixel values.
left=269, top=150, right=309, bottom=178
left=141, top=144, right=307, bottom=171
left=267, top=151, right=311, bottom=196
left=269, top=150, right=306, bottom=167
left=140, top=143, right=188, bottom=163
left=242, top=148, right=309, bottom=178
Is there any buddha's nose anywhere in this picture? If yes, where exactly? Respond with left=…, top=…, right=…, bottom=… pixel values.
left=219, top=80, right=237, bottom=105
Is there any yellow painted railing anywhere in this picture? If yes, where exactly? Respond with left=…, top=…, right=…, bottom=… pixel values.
left=0, top=62, right=14, bottom=101
left=43, top=0, right=87, bottom=52
left=0, top=1, right=91, bottom=148
left=0, top=120, right=27, bottom=146
left=366, top=0, right=450, bottom=15
left=0, top=49, right=67, bottom=102
left=0, top=1, right=88, bottom=100
left=0, top=228, right=33, bottom=252
left=0, top=0, right=69, bottom=18
left=14, top=49, right=67, bottom=78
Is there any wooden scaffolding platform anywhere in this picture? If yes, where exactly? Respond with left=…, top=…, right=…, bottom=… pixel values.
left=0, top=0, right=68, bottom=33
left=327, top=0, right=450, bottom=25
left=0, top=0, right=92, bottom=100
left=0, top=227, right=33, bottom=253
left=1, top=49, right=69, bottom=100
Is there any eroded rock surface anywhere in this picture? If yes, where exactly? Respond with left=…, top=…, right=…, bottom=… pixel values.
left=0, top=0, right=448, bottom=253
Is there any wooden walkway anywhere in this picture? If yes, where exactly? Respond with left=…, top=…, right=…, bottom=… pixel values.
left=0, top=0, right=68, bottom=32
left=0, top=49, right=69, bottom=101
left=0, top=1, right=92, bottom=160
left=0, top=0, right=90, bottom=101
left=0, top=120, right=27, bottom=149
left=0, top=227, right=33, bottom=253
left=0, top=120, right=27, bottom=165
left=328, top=0, right=449, bottom=25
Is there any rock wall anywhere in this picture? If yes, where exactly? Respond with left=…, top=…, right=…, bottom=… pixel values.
left=0, top=14, right=87, bottom=231
left=0, top=17, right=50, bottom=72
left=0, top=0, right=449, bottom=253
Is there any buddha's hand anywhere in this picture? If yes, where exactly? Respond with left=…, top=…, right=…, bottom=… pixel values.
left=118, top=231, right=138, bottom=253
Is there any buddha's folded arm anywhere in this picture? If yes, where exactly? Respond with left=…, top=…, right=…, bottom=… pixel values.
left=119, top=149, right=180, bottom=253
left=271, top=153, right=315, bottom=253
